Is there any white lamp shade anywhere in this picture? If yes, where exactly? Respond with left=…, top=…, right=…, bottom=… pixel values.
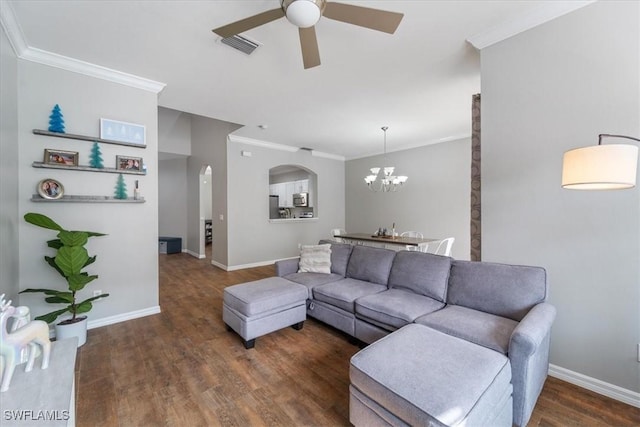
left=562, top=144, right=639, bottom=190
left=285, top=0, right=321, bottom=27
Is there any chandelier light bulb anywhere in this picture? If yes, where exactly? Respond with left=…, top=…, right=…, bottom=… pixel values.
left=364, top=126, right=408, bottom=192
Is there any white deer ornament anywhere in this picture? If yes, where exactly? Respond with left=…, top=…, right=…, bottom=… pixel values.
left=0, top=294, right=51, bottom=392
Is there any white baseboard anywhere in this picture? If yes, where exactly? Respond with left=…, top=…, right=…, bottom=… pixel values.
left=548, top=364, right=640, bottom=408
left=87, top=305, right=161, bottom=330
left=185, top=249, right=205, bottom=259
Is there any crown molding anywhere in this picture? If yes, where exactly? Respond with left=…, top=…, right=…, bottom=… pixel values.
left=228, top=134, right=299, bottom=152
left=0, top=0, right=27, bottom=56
left=467, top=1, right=596, bottom=49
left=0, top=0, right=166, bottom=93
left=311, top=150, right=345, bottom=161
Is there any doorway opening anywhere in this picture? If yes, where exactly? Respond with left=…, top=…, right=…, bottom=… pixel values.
left=200, top=165, right=212, bottom=259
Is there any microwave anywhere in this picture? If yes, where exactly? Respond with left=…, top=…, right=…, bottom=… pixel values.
left=292, top=192, right=308, bottom=207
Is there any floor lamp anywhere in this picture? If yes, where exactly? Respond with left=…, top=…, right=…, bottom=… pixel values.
left=562, top=134, right=640, bottom=190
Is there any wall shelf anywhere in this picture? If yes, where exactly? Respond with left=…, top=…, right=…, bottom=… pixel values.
left=32, top=161, right=146, bottom=175
left=33, top=129, right=146, bottom=149
left=31, top=194, right=145, bottom=203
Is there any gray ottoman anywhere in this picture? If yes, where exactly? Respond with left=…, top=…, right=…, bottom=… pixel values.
left=350, top=324, right=513, bottom=427
left=223, top=277, right=307, bottom=349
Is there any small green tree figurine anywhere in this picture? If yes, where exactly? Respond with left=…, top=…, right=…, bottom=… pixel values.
left=89, top=141, right=104, bottom=169
left=114, top=174, right=127, bottom=199
left=48, top=104, right=65, bottom=133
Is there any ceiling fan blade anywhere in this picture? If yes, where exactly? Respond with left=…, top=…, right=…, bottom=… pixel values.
left=323, top=2, right=403, bottom=34
left=299, top=26, right=321, bottom=69
left=212, top=8, right=285, bottom=38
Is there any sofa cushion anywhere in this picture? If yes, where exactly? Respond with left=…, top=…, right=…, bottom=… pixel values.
left=350, top=324, right=512, bottom=427
left=415, top=305, right=518, bottom=354
left=387, top=251, right=451, bottom=302
left=346, top=245, right=396, bottom=286
left=283, top=273, right=344, bottom=299
left=298, top=244, right=332, bottom=274
left=355, top=289, right=445, bottom=330
left=448, top=260, right=547, bottom=321
left=319, top=240, right=353, bottom=277
left=313, top=278, right=387, bottom=313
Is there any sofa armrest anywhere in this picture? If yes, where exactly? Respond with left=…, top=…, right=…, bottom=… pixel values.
left=275, top=258, right=300, bottom=277
left=508, top=302, right=556, bottom=426
left=510, top=302, right=556, bottom=356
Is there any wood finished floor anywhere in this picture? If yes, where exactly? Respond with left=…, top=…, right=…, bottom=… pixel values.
left=75, top=251, right=640, bottom=426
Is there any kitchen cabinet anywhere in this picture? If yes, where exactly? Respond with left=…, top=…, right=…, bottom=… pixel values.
left=269, top=179, right=309, bottom=207
left=294, top=179, right=308, bottom=193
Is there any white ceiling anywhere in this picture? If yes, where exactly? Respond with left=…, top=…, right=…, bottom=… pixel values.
left=6, top=1, right=590, bottom=159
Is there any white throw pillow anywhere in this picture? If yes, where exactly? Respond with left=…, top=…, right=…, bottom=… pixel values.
left=298, top=244, right=332, bottom=274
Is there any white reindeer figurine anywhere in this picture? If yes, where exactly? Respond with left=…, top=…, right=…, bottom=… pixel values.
left=0, top=294, right=51, bottom=392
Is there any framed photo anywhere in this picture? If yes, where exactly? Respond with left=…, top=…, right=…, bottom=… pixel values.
left=44, top=149, right=79, bottom=166
left=116, top=155, right=143, bottom=172
left=100, top=118, right=146, bottom=146
left=37, top=178, right=64, bottom=200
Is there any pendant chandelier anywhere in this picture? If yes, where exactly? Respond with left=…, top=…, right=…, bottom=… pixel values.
left=364, top=126, right=408, bottom=192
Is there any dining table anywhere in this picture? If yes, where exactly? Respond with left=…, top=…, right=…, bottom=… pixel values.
left=336, top=233, right=437, bottom=251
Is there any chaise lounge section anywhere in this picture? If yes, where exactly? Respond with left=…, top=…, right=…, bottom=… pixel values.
left=270, top=240, right=556, bottom=426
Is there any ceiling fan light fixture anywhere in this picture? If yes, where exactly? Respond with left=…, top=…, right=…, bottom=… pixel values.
left=282, top=0, right=325, bottom=28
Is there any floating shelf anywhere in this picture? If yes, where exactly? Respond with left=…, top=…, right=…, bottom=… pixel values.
left=31, top=194, right=145, bottom=203
left=33, top=129, right=146, bottom=149
left=32, top=161, right=146, bottom=175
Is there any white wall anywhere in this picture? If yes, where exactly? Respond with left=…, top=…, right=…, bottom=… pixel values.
left=345, top=138, right=471, bottom=260
left=0, top=26, right=19, bottom=303
left=481, top=1, right=639, bottom=396
left=17, top=61, right=160, bottom=323
left=158, top=157, right=188, bottom=245
left=226, top=138, right=345, bottom=268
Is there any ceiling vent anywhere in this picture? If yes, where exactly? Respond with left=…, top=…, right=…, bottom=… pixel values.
left=221, top=35, right=260, bottom=55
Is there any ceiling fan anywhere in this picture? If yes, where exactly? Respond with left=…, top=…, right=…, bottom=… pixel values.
left=212, top=0, right=403, bottom=69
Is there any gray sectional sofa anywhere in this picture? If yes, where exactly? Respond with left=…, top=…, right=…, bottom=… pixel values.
left=275, top=240, right=556, bottom=427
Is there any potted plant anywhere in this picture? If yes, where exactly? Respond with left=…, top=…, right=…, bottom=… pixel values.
left=20, top=212, right=109, bottom=346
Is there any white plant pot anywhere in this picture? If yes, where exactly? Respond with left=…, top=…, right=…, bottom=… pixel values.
left=55, top=316, right=88, bottom=347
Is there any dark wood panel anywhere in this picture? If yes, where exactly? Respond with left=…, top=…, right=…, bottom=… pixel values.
left=75, top=251, right=640, bottom=426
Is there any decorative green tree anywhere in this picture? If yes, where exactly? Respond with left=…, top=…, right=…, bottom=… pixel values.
left=114, top=174, right=127, bottom=199
left=89, top=142, right=104, bottom=168
left=48, top=104, right=65, bottom=133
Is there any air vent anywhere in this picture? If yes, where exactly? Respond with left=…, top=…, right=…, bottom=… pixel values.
left=221, top=35, right=260, bottom=55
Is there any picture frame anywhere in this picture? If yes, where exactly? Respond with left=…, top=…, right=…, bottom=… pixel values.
left=43, top=149, right=79, bottom=166
left=116, top=155, right=143, bottom=172
left=100, top=118, right=146, bottom=146
left=37, top=178, right=64, bottom=200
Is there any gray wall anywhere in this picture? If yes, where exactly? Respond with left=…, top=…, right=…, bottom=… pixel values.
left=189, top=115, right=242, bottom=263
left=17, top=60, right=160, bottom=323
left=346, top=138, right=471, bottom=260
left=158, top=107, right=191, bottom=156
left=0, top=27, right=19, bottom=303
left=226, top=139, right=345, bottom=268
left=482, top=1, right=639, bottom=393
left=158, top=157, right=188, bottom=245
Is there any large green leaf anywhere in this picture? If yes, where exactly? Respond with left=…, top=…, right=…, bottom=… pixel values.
left=47, top=239, right=63, bottom=250
left=68, top=274, right=98, bottom=291
left=24, top=212, right=64, bottom=231
left=84, top=255, right=97, bottom=268
left=45, top=255, right=65, bottom=277
left=20, top=288, right=63, bottom=296
left=58, top=230, right=88, bottom=247
left=75, top=300, right=93, bottom=314
left=55, top=246, right=89, bottom=276
left=35, top=307, right=70, bottom=324
left=45, top=295, right=74, bottom=304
